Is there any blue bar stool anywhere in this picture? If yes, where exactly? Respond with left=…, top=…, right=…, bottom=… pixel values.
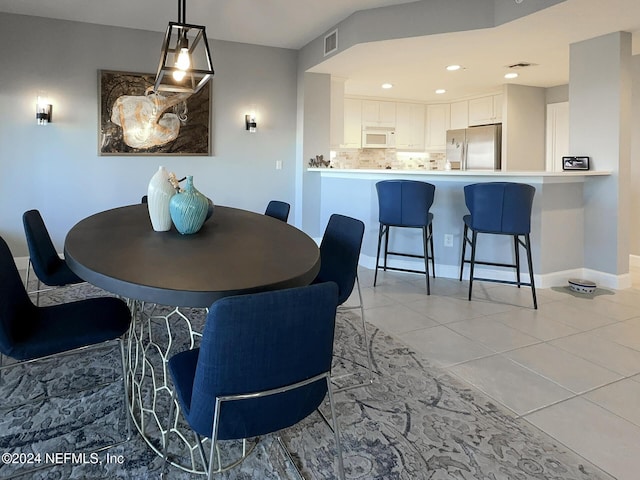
left=374, top=180, right=436, bottom=294
left=459, top=182, right=537, bottom=309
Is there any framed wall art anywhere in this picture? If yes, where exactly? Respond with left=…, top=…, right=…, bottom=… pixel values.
left=98, top=70, right=211, bottom=156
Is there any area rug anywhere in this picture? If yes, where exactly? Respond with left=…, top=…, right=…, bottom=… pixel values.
left=0, top=283, right=614, bottom=479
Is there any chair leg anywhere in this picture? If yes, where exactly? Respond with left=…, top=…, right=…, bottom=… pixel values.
left=383, top=225, right=390, bottom=271
left=118, top=338, right=132, bottom=440
left=356, top=276, right=374, bottom=387
left=335, top=276, right=374, bottom=393
left=194, top=433, right=210, bottom=474
left=468, top=230, right=478, bottom=301
left=525, top=234, right=538, bottom=309
left=374, top=224, right=384, bottom=287
left=161, top=390, right=177, bottom=478
left=422, top=226, right=430, bottom=295
left=326, top=378, right=346, bottom=480
left=428, top=223, right=436, bottom=278
left=459, top=224, right=468, bottom=281
left=514, top=235, right=521, bottom=288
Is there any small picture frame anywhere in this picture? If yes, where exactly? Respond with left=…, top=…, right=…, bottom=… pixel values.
left=562, top=156, right=590, bottom=170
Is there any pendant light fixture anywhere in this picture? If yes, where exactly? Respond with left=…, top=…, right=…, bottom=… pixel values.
left=154, top=0, right=215, bottom=94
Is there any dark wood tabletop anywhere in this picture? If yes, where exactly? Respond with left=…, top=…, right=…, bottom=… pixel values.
left=64, top=204, right=321, bottom=307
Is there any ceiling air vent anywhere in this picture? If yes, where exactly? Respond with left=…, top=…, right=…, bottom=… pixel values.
left=324, top=29, right=338, bottom=57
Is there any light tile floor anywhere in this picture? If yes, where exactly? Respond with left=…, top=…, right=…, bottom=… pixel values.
left=354, top=266, right=640, bottom=480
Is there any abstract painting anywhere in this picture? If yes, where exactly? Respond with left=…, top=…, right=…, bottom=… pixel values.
left=98, top=70, right=211, bottom=156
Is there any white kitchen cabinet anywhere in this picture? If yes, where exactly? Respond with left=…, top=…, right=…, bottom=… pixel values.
left=468, top=94, right=503, bottom=126
left=395, top=102, right=425, bottom=150
left=425, top=104, right=450, bottom=150
left=545, top=101, right=569, bottom=172
left=449, top=100, right=469, bottom=130
left=343, top=98, right=362, bottom=148
left=362, top=100, right=396, bottom=126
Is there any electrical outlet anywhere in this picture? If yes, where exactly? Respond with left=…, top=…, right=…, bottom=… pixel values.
left=444, top=234, right=454, bottom=247
left=275, top=160, right=282, bottom=170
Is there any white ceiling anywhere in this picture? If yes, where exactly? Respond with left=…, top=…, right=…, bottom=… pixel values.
left=0, top=0, right=417, bottom=49
left=1, top=0, right=639, bottom=103
left=310, top=0, right=640, bottom=102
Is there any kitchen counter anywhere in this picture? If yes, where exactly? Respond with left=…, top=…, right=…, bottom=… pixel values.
left=308, top=167, right=611, bottom=184
left=308, top=167, right=619, bottom=289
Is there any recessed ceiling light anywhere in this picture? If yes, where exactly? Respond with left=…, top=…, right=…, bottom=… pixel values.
left=381, top=83, right=393, bottom=89
left=504, top=72, right=519, bottom=79
left=435, top=89, right=446, bottom=94
left=446, top=65, right=462, bottom=71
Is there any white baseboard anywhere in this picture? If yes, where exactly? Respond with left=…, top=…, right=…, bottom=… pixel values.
left=14, top=255, right=29, bottom=271
left=359, top=254, right=633, bottom=290
left=630, top=254, right=640, bottom=268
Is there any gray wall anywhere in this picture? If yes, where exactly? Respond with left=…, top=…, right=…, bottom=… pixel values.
left=0, top=13, right=298, bottom=257
left=570, top=32, right=631, bottom=275
left=632, top=55, right=640, bottom=258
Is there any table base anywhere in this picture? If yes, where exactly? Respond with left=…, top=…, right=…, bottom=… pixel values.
left=124, top=301, right=258, bottom=474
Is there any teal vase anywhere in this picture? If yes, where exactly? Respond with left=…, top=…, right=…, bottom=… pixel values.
left=169, top=176, right=210, bottom=234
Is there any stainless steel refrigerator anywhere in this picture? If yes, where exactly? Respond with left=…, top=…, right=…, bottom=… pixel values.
left=446, top=124, right=502, bottom=170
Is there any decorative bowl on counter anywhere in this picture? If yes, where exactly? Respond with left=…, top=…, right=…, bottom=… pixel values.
left=568, top=278, right=596, bottom=294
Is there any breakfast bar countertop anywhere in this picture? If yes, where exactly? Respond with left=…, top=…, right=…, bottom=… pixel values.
left=307, top=167, right=611, bottom=184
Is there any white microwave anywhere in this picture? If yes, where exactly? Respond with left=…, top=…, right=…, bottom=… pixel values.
left=362, top=127, right=395, bottom=148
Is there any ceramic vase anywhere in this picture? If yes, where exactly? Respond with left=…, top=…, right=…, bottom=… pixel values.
left=147, top=166, right=175, bottom=231
left=169, top=176, right=210, bottom=234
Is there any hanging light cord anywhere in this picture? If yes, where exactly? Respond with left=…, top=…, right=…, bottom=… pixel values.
left=177, top=0, right=186, bottom=23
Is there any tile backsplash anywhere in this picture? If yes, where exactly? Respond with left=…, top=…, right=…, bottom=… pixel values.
left=331, top=149, right=446, bottom=170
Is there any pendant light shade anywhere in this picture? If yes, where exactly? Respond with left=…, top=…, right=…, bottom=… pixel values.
left=154, top=0, right=215, bottom=94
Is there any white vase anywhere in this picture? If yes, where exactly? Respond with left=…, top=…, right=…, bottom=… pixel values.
left=147, top=166, right=175, bottom=231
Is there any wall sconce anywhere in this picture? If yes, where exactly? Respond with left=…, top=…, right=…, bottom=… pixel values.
left=245, top=113, right=257, bottom=133
left=36, top=95, right=52, bottom=125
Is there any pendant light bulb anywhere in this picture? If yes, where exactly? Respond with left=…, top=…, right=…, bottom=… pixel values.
left=172, top=33, right=191, bottom=82
left=176, top=47, right=191, bottom=70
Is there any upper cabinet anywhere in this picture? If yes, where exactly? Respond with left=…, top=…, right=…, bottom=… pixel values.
left=395, top=103, right=425, bottom=150
left=468, top=94, right=503, bottom=126
left=362, top=100, right=396, bottom=127
left=450, top=100, right=469, bottom=130
left=425, top=104, right=450, bottom=150
left=343, top=98, right=362, bottom=148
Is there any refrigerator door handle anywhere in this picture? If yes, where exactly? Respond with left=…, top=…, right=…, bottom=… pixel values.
left=461, top=140, right=467, bottom=170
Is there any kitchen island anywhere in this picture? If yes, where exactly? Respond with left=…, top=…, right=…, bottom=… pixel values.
left=308, top=168, right=617, bottom=289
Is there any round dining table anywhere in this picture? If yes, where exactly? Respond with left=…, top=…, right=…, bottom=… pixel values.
left=64, top=203, right=321, bottom=308
left=64, top=203, right=321, bottom=473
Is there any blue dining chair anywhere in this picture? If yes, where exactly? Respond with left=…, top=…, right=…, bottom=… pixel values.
left=162, top=282, right=344, bottom=479
left=0, top=234, right=131, bottom=444
left=264, top=200, right=290, bottom=222
left=22, top=209, right=84, bottom=305
left=374, top=180, right=436, bottom=294
left=312, top=213, right=372, bottom=391
left=459, top=182, right=537, bottom=309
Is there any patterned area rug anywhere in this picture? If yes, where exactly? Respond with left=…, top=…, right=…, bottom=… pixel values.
left=0, top=283, right=614, bottom=479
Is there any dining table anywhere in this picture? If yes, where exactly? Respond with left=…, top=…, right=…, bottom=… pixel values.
left=64, top=203, right=321, bottom=473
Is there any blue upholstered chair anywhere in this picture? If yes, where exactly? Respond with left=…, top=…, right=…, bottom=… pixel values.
left=374, top=180, right=436, bottom=294
left=0, top=234, right=131, bottom=436
left=264, top=200, right=290, bottom=222
left=312, top=213, right=372, bottom=391
left=162, top=282, right=344, bottom=479
left=22, top=209, right=84, bottom=305
left=459, top=182, right=537, bottom=309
